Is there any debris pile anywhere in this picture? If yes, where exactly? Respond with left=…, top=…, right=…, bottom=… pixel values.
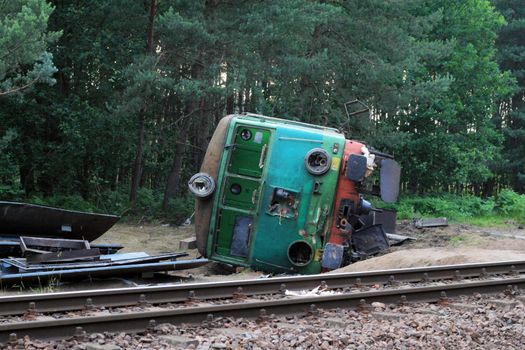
left=0, top=201, right=207, bottom=284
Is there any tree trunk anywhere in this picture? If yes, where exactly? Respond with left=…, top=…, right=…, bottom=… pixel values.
left=129, top=0, right=157, bottom=203
left=226, top=93, right=234, bottom=114
left=237, top=89, right=243, bottom=113
left=409, top=179, right=418, bottom=194
left=162, top=141, right=187, bottom=210
left=20, top=163, right=34, bottom=196
left=195, top=98, right=209, bottom=166
left=130, top=114, right=146, bottom=202
left=162, top=62, right=203, bottom=210
left=145, top=0, right=157, bottom=53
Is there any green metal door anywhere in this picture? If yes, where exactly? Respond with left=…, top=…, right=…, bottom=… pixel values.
left=228, top=127, right=271, bottom=178
left=211, top=124, right=271, bottom=264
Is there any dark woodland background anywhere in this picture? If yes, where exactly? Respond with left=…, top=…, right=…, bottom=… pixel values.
left=1, top=0, right=525, bottom=223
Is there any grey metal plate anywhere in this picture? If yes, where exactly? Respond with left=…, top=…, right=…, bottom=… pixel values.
left=1, top=252, right=188, bottom=271
left=230, top=216, right=252, bottom=257
left=380, top=159, right=401, bottom=203
left=0, top=239, right=123, bottom=258
left=0, top=201, right=120, bottom=241
left=0, top=258, right=209, bottom=284
left=360, top=209, right=397, bottom=234
left=352, top=224, right=390, bottom=256
left=414, top=217, right=448, bottom=228
left=346, top=154, right=367, bottom=182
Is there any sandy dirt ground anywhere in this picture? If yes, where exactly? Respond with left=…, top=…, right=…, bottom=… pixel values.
left=97, top=220, right=525, bottom=277
left=93, top=223, right=198, bottom=256
left=4, top=220, right=525, bottom=294
left=333, top=220, right=525, bottom=273
left=333, top=247, right=525, bottom=273
left=93, top=223, right=264, bottom=281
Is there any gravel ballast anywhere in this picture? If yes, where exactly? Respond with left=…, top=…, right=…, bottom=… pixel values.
left=3, top=293, right=525, bottom=349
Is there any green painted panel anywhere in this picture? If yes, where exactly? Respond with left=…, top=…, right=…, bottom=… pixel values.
left=228, top=127, right=271, bottom=178
left=214, top=209, right=251, bottom=257
left=205, top=115, right=346, bottom=274
left=248, top=123, right=344, bottom=274
left=223, top=176, right=260, bottom=211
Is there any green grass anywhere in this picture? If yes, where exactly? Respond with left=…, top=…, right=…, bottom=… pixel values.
left=4, top=185, right=525, bottom=228
left=449, top=235, right=466, bottom=247
left=454, top=215, right=523, bottom=228
left=374, top=189, right=525, bottom=228
left=448, top=233, right=484, bottom=247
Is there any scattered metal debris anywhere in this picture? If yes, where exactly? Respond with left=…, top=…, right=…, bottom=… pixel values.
left=0, top=256, right=208, bottom=284
left=386, top=233, right=416, bottom=246
left=20, top=236, right=90, bottom=254
left=414, top=217, right=449, bottom=229
left=0, top=201, right=208, bottom=284
left=20, top=236, right=101, bottom=264
left=182, top=211, right=195, bottom=226
left=0, top=239, right=122, bottom=257
left=2, top=252, right=188, bottom=271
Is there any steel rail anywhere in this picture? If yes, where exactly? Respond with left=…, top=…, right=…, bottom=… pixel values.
left=0, top=275, right=524, bottom=343
left=0, top=260, right=524, bottom=317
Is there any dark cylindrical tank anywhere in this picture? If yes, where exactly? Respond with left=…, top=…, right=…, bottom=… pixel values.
left=193, top=115, right=234, bottom=256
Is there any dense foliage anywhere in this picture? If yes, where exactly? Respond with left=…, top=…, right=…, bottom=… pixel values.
left=384, top=190, right=525, bottom=226
left=0, top=0, right=524, bottom=220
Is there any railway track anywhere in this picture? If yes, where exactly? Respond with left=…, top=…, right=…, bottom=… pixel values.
left=1, top=260, right=524, bottom=344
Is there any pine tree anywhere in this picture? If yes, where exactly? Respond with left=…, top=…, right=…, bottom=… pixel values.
left=0, top=0, right=60, bottom=95
left=494, top=0, right=525, bottom=192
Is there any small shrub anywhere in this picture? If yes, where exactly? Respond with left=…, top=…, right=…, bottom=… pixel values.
left=126, top=188, right=163, bottom=220
left=495, top=189, right=525, bottom=217
left=29, top=194, right=97, bottom=212
left=163, top=195, right=194, bottom=225
left=389, top=200, right=415, bottom=219
left=0, top=185, right=24, bottom=201
left=96, top=189, right=129, bottom=215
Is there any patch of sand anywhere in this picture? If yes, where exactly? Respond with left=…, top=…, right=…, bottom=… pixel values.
left=332, top=247, right=525, bottom=273
left=91, top=224, right=260, bottom=280
left=93, top=223, right=197, bottom=256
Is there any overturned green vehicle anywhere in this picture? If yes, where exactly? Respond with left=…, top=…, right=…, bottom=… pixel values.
left=188, top=113, right=400, bottom=274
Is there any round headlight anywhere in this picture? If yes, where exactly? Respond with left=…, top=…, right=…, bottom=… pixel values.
left=304, top=148, right=331, bottom=175
left=188, top=172, right=216, bottom=198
